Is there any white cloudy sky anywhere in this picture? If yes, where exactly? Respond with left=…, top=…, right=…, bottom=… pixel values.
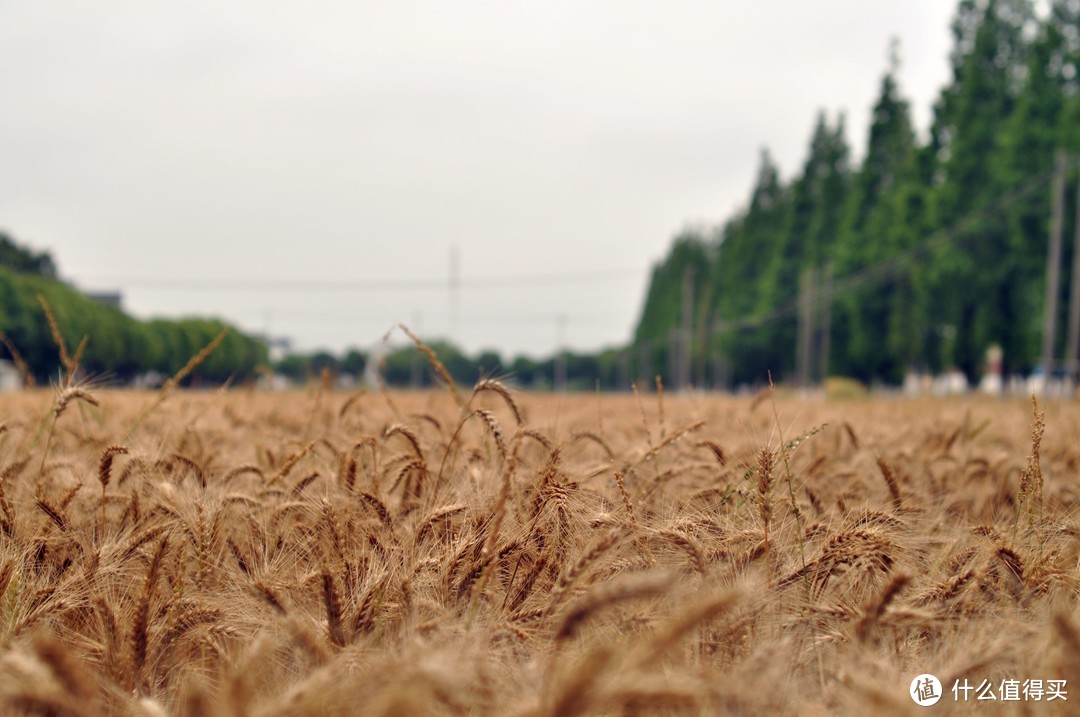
left=0, top=1, right=957, bottom=358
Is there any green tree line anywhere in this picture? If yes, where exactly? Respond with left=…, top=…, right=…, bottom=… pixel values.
left=0, top=264, right=266, bottom=384
left=275, top=341, right=628, bottom=393
left=635, top=0, right=1080, bottom=387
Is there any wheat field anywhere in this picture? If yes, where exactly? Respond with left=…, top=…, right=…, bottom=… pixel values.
left=0, top=376, right=1078, bottom=715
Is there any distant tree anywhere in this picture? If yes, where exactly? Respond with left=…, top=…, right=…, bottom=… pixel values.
left=423, top=340, right=476, bottom=385
left=341, top=349, right=367, bottom=377
left=634, top=230, right=712, bottom=348
left=925, top=0, right=1035, bottom=376
left=275, top=354, right=309, bottom=382
left=992, top=0, right=1079, bottom=373
left=832, top=49, right=921, bottom=382
left=709, top=149, right=791, bottom=386
left=475, top=350, right=504, bottom=377
left=0, top=232, right=57, bottom=278
left=754, top=111, right=850, bottom=381
left=309, top=351, right=340, bottom=377
left=509, top=356, right=544, bottom=388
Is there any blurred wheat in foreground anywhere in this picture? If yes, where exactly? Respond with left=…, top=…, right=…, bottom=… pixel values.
left=0, top=382, right=1078, bottom=716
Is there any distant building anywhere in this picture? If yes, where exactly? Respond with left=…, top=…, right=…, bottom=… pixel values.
left=84, top=290, right=123, bottom=310
left=0, top=360, right=21, bottom=391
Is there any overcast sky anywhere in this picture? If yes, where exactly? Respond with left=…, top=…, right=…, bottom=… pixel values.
left=0, top=1, right=957, bottom=358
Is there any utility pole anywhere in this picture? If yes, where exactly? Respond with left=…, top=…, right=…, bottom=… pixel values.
left=617, top=350, right=630, bottom=391
left=639, top=340, right=652, bottom=389
left=708, top=319, right=734, bottom=393
left=712, top=321, right=728, bottom=391
left=1042, top=150, right=1067, bottom=378
left=796, top=266, right=818, bottom=388
left=1065, top=153, right=1080, bottom=380
left=679, top=266, right=695, bottom=390
left=449, top=245, right=460, bottom=345
left=554, top=314, right=567, bottom=392
left=667, top=327, right=679, bottom=390
left=409, top=312, right=423, bottom=388
left=695, top=282, right=712, bottom=389
left=817, top=262, right=833, bottom=384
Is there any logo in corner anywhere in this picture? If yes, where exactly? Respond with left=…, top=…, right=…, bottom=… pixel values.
left=911, top=674, right=943, bottom=706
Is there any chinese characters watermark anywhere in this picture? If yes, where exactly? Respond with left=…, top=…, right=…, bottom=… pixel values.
left=910, top=675, right=1067, bottom=706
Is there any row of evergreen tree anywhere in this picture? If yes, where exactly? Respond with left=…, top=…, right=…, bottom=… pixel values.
left=635, top=0, right=1080, bottom=387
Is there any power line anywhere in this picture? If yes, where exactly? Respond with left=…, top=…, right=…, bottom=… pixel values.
left=74, top=268, right=645, bottom=292
left=234, top=309, right=625, bottom=325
